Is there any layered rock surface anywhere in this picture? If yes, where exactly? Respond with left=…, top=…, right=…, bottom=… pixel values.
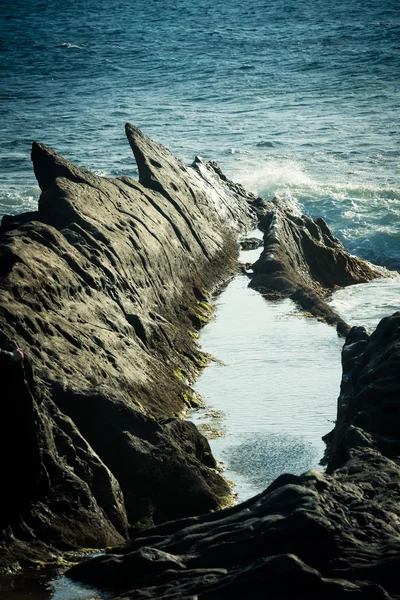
left=69, top=312, right=400, bottom=599
left=249, top=204, right=390, bottom=334
left=0, top=125, right=258, bottom=568
left=1, top=123, right=398, bottom=592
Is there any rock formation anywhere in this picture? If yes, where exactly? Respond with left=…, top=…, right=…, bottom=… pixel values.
left=0, top=125, right=258, bottom=569
left=324, top=311, right=400, bottom=472
left=249, top=204, right=391, bottom=335
left=1, top=124, right=398, bottom=597
left=239, top=237, right=263, bottom=250
left=68, top=312, right=400, bottom=599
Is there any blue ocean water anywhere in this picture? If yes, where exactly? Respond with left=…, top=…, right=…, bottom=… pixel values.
left=1, top=0, right=399, bottom=268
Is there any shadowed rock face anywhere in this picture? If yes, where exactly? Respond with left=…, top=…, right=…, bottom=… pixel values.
left=324, top=311, right=400, bottom=472
left=249, top=205, right=391, bottom=335
left=0, top=125, right=258, bottom=568
left=68, top=312, right=400, bottom=599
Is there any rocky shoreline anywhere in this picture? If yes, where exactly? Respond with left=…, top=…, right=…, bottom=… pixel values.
left=0, top=124, right=260, bottom=570
left=1, top=126, right=399, bottom=598
left=68, top=312, right=400, bottom=599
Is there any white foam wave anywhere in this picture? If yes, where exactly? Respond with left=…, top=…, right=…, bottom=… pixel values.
left=237, top=159, right=314, bottom=196
left=60, top=42, right=84, bottom=49
left=233, top=158, right=399, bottom=270
left=0, top=188, right=39, bottom=217
left=235, top=159, right=400, bottom=204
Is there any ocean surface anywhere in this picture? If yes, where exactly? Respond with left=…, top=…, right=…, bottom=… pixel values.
left=2, top=0, right=399, bottom=270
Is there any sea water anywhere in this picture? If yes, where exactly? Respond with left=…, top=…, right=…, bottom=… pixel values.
left=1, top=0, right=399, bottom=274
left=192, top=267, right=400, bottom=501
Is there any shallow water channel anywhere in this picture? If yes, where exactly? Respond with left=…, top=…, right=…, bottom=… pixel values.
left=191, top=274, right=343, bottom=500
left=3, top=242, right=399, bottom=600
left=191, top=242, right=400, bottom=501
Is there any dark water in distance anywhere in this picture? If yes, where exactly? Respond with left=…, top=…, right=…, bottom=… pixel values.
left=1, top=0, right=399, bottom=268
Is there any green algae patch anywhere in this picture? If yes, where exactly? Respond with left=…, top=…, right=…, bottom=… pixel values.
left=188, top=351, right=211, bottom=370
left=173, top=367, right=186, bottom=383
left=189, top=299, right=215, bottom=329
left=187, top=329, right=200, bottom=339
left=181, top=389, right=204, bottom=409
left=177, top=346, right=212, bottom=383
left=21, top=546, right=102, bottom=571
left=195, top=409, right=225, bottom=440
left=219, top=494, right=235, bottom=509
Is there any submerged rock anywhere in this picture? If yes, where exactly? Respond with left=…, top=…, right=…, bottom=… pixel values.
left=250, top=204, right=392, bottom=334
left=68, top=311, right=400, bottom=599
left=0, top=125, right=258, bottom=567
left=239, top=236, right=263, bottom=250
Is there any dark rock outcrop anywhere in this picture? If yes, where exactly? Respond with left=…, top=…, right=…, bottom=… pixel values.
left=2, top=122, right=398, bottom=594
left=250, top=204, right=391, bottom=334
left=324, top=311, right=400, bottom=472
left=239, top=237, right=263, bottom=250
left=68, top=312, right=400, bottom=599
left=0, top=125, right=258, bottom=568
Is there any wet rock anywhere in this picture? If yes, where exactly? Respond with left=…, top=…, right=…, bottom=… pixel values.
left=68, top=547, right=187, bottom=590
left=239, top=237, right=263, bottom=250
left=250, top=206, right=393, bottom=333
left=68, top=311, right=400, bottom=599
left=0, top=125, right=256, bottom=565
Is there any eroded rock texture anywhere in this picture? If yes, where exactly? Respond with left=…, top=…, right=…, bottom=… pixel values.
left=325, top=311, right=400, bottom=471
left=0, top=125, right=258, bottom=568
left=249, top=204, right=391, bottom=334
left=68, top=312, right=400, bottom=599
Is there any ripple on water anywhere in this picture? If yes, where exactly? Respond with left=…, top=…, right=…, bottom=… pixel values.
left=225, top=433, right=320, bottom=493
left=328, top=276, right=400, bottom=330
left=192, top=273, right=344, bottom=501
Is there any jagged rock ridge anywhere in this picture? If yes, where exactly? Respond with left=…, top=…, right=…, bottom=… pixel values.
left=1, top=123, right=398, bottom=594
left=0, top=124, right=258, bottom=568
